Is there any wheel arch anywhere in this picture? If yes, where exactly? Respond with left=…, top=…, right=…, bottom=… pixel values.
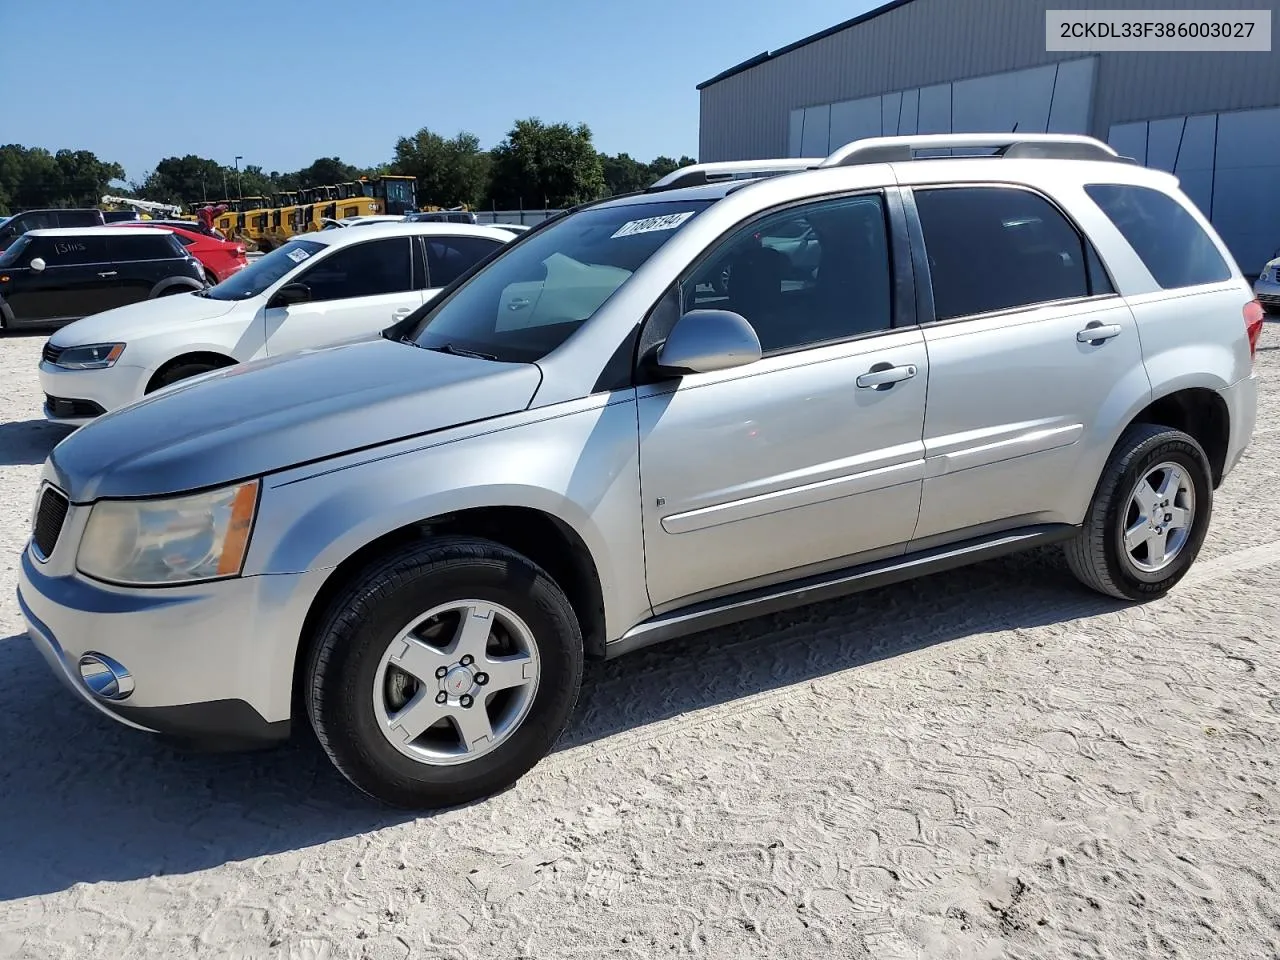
left=149, top=277, right=204, bottom=298
left=144, top=350, right=238, bottom=393
left=1128, top=385, right=1230, bottom=486
left=290, top=505, right=608, bottom=721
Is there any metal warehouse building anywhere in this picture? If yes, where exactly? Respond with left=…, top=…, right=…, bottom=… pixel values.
left=697, top=0, right=1280, bottom=272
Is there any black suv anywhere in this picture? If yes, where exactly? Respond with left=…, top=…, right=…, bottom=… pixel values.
left=0, top=227, right=207, bottom=329
left=0, top=209, right=106, bottom=251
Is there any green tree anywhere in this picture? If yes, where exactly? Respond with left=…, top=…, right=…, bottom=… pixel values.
left=392, top=127, right=490, bottom=208
left=487, top=118, right=605, bottom=209
left=294, top=156, right=363, bottom=189
left=151, top=154, right=229, bottom=204
left=599, top=152, right=651, bottom=196
left=647, top=154, right=697, bottom=184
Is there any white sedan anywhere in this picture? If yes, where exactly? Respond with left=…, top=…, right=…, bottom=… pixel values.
left=39, top=222, right=513, bottom=425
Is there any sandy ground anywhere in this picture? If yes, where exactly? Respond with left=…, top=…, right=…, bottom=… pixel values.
left=1, top=325, right=1280, bottom=960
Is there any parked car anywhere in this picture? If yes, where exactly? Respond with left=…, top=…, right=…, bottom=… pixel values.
left=141, top=218, right=224, bottom=239
left=0, top=226, right=206, bottom=338
left=102, top=210, right=141, bottom=223
left=0, top=209, right=107, bottom=252
left=37, top=222, right=512, bottom=423
left=18, top=133, right=1261, bottom=809
left=117, top=221, right=249, bottom=283
left=1254, top=251, right=1280, bottom=313
left=404, top=209, right=478, bottom=224
left=319, top=215, right=406, bottom=230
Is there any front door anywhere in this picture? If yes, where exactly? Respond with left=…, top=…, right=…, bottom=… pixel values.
left=5, top=235, right=117, bottom=322
left=263, top=236, right=423, bottom=355
left=904, top=183, right=1147, bottom=542
left=637, top=191, right=930, bottom=612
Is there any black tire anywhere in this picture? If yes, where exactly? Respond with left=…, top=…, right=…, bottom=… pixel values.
left=148, top=360, right=227, bottom=392
left=304, top=536, right=583, bottom=808
left=1064, top=423, right=1213, bottom=601
left=157, top=285, right=193, bottom=297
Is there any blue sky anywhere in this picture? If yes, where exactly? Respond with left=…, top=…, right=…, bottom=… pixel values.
left=2, top=0, right=876, bottom=184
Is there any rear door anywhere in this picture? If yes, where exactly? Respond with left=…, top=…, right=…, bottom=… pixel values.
left=263, top=236, right=422, bottom=355
left=903, top=183, right=1145, bottom=544
left=422, top=235, right=505, bottom=303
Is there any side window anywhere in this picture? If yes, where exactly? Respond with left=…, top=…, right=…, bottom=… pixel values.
left=109, top=234, right=184, bottom=261
left=914, top=187, right=1095, bottom=321
left=425, top=236, right=502, bottom=287
left=35, top=236, right=111, bottom=265
left=684, top=193, right=893, bottom=353
left=296, top=238, right=413, bottom=302
left=1084, top=183, right=1232, bottom=289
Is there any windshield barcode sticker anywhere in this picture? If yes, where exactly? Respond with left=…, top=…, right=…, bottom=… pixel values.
left=286, top=248, right=310, bottom=263
left=611, top=211, right=695, bottom=239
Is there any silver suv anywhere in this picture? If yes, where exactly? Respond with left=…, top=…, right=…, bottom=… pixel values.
left=19, top=134, right=1263, bottom=808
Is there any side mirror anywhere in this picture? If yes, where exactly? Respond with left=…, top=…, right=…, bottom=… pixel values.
left=654, top=309, right=762, bottom=376
left=268, top=282, right=311, bottom=308
left=29, top=257, right=46, bottom=272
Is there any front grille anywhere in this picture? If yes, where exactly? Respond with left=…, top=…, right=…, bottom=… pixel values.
left=41, top=341, right=64, bottom=365
left=32, top=487, right=69, bottom=560
left=44, top=395, right=106, bottom=420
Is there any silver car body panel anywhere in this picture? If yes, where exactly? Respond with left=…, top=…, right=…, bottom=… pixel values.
left=47, top=337, right=543, bottom=501
left=17, top=147, right=1260, bottom=735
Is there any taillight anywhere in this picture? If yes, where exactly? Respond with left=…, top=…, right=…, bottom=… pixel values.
left=1245, top=299, right=1265, bottom=362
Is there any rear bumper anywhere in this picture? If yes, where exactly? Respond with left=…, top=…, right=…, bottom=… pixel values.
left=1221, top=372, right=1258, bottom=481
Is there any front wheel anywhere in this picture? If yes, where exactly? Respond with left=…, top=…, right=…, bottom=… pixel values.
left=1064, top=423, right=1213, bottom=601
left=305, top=536, right=584, bottom=808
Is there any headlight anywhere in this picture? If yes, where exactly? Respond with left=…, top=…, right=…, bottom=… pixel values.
left=54, top=343, right=125, bottom=369
left=76, top=480, right=259, bottom=586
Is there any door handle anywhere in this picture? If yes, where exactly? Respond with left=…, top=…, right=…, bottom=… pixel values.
left=1077, top=323, right=1122, bottom=343
left=97, top=271, right=117, bottom=278
left=856, top=363, right=917, bottom=389
left=507, top=298, right=529, bottom=311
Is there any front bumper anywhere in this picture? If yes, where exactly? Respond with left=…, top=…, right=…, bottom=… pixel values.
left=38, top=360, right=150, bottom=425
left=17, top=540, right=326, bottom=747
left=1254, top=273, right=1280, bottom=311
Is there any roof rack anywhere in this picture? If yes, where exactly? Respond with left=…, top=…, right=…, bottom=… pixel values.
left=648, top=158, right=820, bottom=190
left=820, top=133, right=1126, bottom=167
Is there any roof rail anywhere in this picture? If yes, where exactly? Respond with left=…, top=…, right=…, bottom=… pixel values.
left=820, top=133, right=1125, bottom=167
left=648, top=158, right=820, bottom=191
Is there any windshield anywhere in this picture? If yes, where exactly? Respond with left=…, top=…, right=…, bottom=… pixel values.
left=203, top=238, right=325, bottom=300
left=0, top=235, right=32, bottom=265
left=409, top=199, right=712, bottom=362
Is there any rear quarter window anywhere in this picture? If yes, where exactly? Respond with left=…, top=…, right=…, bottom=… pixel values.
left=1084, top=183, right=1232, bottom=289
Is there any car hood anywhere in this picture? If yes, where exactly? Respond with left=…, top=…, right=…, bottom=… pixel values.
left=49, top=337, right=544, bottom=501
left=47, top=292, right=240, bottom=347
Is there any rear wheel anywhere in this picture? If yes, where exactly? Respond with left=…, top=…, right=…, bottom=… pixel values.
left=1064, top=423, right=1213, bottom=601
left=305, top=536, right=583, bottom=808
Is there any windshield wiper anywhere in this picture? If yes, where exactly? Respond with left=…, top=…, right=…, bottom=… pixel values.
left=422, top=342, right=498, bottom=361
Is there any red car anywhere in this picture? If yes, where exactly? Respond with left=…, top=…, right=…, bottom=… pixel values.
left=119, top=221, right=248, bottom=284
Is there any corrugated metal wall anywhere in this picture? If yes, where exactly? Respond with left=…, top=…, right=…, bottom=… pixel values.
left=699, top=0, right=1280, bottom=161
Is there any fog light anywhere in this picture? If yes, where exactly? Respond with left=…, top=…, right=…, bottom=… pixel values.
left=78, top=653, right=134, bottom=701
